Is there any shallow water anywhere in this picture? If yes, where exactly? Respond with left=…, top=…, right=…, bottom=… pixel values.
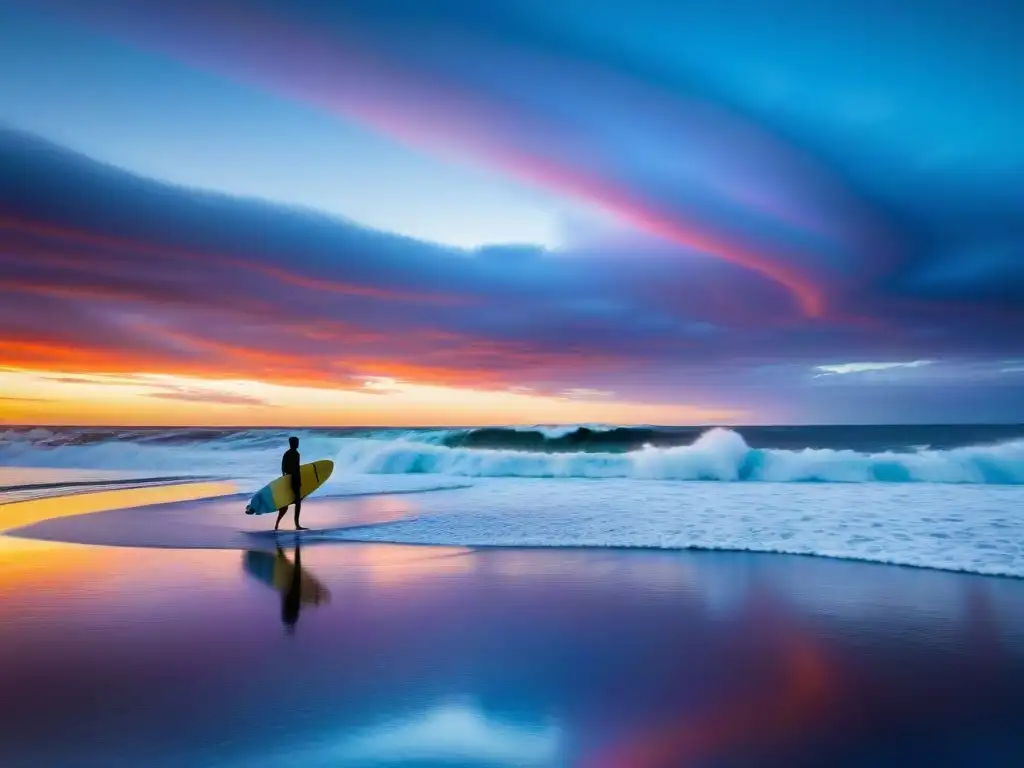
left=12, top=479, right=1024, bottom=578
left=5, top=424, right=1024, bottom=580
left=326, top=479, right=1024, bottom=578
left=2, top=529, right=1024, bottom=767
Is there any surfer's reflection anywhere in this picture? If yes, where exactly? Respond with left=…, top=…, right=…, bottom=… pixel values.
left=242, top=541, right=331, bottom=632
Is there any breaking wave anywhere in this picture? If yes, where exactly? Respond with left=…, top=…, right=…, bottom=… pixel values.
left=2, top=425, right=1023, bottom=485
left=5, top=425, right=1024, bottom=577
left=337, top=428, right=1024, bottom=484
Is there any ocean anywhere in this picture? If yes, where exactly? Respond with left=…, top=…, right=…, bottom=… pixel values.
left=3, top=424, right=1024, bottom=577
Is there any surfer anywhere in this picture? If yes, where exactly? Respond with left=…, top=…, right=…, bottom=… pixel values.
left=275, top=436, right=307, bottom=531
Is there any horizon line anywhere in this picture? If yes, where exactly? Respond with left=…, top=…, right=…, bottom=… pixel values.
left=3, top=422, right=1024, bottom=430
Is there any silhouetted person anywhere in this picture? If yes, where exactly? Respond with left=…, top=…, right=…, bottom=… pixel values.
left=275, top=435, right=306, bottom=531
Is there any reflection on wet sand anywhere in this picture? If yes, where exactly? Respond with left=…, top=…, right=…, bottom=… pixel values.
left=0, top=480, right=236, bottom=532
left=340, top=543, right=476, bottom=585
left=243, top=542, right=331, bottom=631
left=6, top=491, right=424, bottom=550
left=2, top=502, right=1024, bottom=765
left=586, top=585, right=838, bottom=767
left=0, top=481, right=237, bottom=604
left=235, top=700, right=564, bottom=768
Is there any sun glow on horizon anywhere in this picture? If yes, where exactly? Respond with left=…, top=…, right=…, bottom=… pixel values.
left=0, top=368, right=745, bottom=427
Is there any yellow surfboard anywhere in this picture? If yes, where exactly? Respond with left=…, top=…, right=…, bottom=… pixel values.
left=244, top=459, right=334, bottom=515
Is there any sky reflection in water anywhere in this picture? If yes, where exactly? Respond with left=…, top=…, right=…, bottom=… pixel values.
left=1, top=526, right=1023, bottom=766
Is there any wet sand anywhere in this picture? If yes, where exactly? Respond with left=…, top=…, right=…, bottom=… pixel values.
left=5, top=491, right=425, bottom=549
left=0, top=467, right=207, bottom=504
left=2, top=478, right=1024, bottom=766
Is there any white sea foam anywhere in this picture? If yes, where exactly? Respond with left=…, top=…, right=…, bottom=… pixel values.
left=323, top=479, right=1024, bottom=578
left=3, top=427, right=1023, bottom=485
left=332, top=428, right=1024, bottom=484
left=4, top=426, right=1023, bottom=576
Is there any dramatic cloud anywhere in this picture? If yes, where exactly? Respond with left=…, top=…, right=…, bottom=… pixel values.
left=1, top=0, right=1023, bottom=421
left=20, top=1, right=1023, bottom=314
left=2, top=126, right=1023, bottom=421
left=20, top=372, right=271, bottom=407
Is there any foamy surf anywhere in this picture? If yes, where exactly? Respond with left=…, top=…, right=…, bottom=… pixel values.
left=3, top=425, right=1022, bottom=578
left=335, top=428, right=1024, bottom=485
left=4, top=426, right=1023, bottom=485
left=318, top=479, right=1024, bottom=579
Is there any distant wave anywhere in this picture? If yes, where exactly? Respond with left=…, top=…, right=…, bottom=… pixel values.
left=433, top=423, right=1024, bottom=453
left=359, top=424, right=622, bottom=447
left=438, top=425, right=657, bottom=451
left=5, top=426, right=1024, bottom=577
left=335, top=428, right=1024, bottom=484
left=3, top=425, right=1024, bottom=485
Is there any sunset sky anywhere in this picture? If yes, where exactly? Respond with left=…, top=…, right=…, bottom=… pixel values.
left=1, top=0, right=1022, bottom=426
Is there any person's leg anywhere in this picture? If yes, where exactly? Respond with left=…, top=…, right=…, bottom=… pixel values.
left=292, top=476, right=306, bottom=530
left=275, top=506, right=288, bottom=530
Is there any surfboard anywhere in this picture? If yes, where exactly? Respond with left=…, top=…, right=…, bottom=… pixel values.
left=244, top=459, right=334, bottom=515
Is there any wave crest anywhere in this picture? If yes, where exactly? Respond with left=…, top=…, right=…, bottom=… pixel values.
left=3, top=426, right=1023, bottom=484
left=336, top=428, right=1024, bottom=484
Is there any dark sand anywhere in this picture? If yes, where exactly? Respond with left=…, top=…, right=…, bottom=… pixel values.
left=2, top=486, right=1024, bottom=766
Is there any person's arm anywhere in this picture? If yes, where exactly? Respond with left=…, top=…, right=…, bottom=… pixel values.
left=283, top=451, right=300, bottom=477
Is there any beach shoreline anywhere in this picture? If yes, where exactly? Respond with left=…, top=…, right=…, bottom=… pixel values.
left=2, top=470, right=1024, bottom=765
left=1, top=471, right=1022, bottom=583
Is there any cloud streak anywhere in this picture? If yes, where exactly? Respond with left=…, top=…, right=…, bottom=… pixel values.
left=19, top=0, right=865, bottom=318
left=146, top=388, right=270, bottom=407
left=814, top=361, right=934, bottom=377
left=21, top=0, right=1023, bottom=328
